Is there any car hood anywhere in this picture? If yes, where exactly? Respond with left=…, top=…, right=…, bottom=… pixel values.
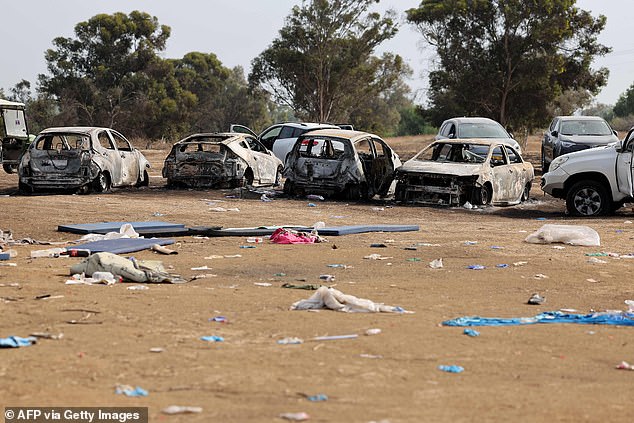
left=559, top=134, right=619, bottom=145
left=398, top=160, right=481, bottom=177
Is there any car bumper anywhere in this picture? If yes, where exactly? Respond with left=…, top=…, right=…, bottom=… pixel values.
left=541, top=167, right=569, bottom=198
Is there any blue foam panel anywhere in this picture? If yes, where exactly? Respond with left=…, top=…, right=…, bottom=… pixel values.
left=67, top=238, right=175, bottom=254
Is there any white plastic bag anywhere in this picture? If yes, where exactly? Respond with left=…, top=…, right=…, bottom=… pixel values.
left=524, top=224, right=600, bottom=246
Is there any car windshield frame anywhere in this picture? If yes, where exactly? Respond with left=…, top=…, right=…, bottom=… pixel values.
left=559, top=119, right=613, bottom=136
left=413, top=142, right=491, bottom=164
left=457, top=122, right=510, bottom=139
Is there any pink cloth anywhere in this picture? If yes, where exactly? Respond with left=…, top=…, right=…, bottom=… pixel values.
left=270, top=228, right=317, bottom=244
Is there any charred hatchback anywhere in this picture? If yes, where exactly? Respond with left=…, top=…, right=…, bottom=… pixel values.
left=162, top=133, right=283, bottom=189
left=283, top=129, right=401, bottom=200
left=395, top=139, right=534, bottom=207
left=18, top=127, right=150, bottom=194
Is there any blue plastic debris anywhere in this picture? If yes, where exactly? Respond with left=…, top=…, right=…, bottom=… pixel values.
left=115, top=385, right=148, bottom=397
left=306, top=394, right=328, bottom=402
left=536, top=217, right=547, bottom=221
left=239, top=245, right=256, bottom=249
left=0, top=336, right=37, bottom=348
left=209, top=316, right=228, bottom=323
left=496, top=264, right=509, bottom=268
left=463, top=329, right=480, bottom=337
left=307, top=203, right=317, bottom=207
left=443, top=311, right=634, bottom=327
left=438, top=365, right=464, bottom=373
left=201, top=336, right=225, bottom=342
left=467, top=265, right=486, bottom=270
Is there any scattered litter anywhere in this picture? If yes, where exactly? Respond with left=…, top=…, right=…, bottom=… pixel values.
left=534, top=274, right=549, bottom=279
left=291, top=286, right=412, bottom=313
left=254, top=282, right=272, bottom=287
left=240, top=245, right=256, bottom=249
left=279, top=412, right=310, bottom=421
left=513, top=261, right=528, bottom=267
left=370, top=243, right=388, bottom=248
left=277, top=337, right=304, bottom=345
left=115, top=385, right=148, bottom=397
left=429, top=258, right=443, bottom=269
left=527, top=293, right=545, bottom=305
left=162, top=406, right=203, bottom=415
left=306, top=194, right=325, bottom=201
left=29, top=332, right=63, bottom=340
left=0, top=336, right=37, bottom=348
left=200, top=336, right=224, bottom=342
left=552, top=246, right=565, bottom=250
left=127, top=285, right=149, bottom=291
left=191, top=266, right=211, bottom=271
left=247, top=237, right=264, bottom=243
left=0, top=263, right=17, bottom=267
left=304, top=394, right=328, bottom=402
left=311, top=334, right=358, bottom=341
left=525, top=224, right=600, bottom=246
left=66, top=272, right=120, bottom=286
left=438, top=365, right=464, bottom=373
left=190, top=274, right=218, bottom=280
left=307, top=203, right=317, bottom=207
left=560, top=308, right=578, bottom=313
left=209, top=207, right=240, bottom=212
left=588, top=257, right=607, bottom=264
left=224, top=254, right=242, bottom=258
left=365, top=328, right=382, bottom=336
left=204, top=255, right=224, bottom=259
left=463, top=201, right=473, bottom=209
left=151, top=244, right=178, bottom=255
left=209, top=316, right=228, bottom=323
left=149, top=347, right=164, bottom=353
left=359, top=354, right=383, bottom=359
left=443, top=310, right=634, bottom=327
left=282, top=283, right=321, bottom=290
left=273, top=272, right=287, bottom=277
left=490, top=246, right=504, bottom=250
left=261, top=194, right=272, bottom=202
left=467, top=265, right=486, bottom=270
left=71, top=252, right=184, bottom=283
left=151, top=212, right=165, bottom=217
left=364, top=254, right=392, bottom=260
left=616, top=361, right=634, bottom=371
left=31, top=247, right=67, bottom=258
left=496, top=264, right=509, bottom=268
left=463, top=241, right=478, bottom=245
left=536, top=217, right=547, bottom=221
left=626, top=300, right=634, bottom=312
left=327, top=264, right=350, bottom=269
left=270, top=228, right=321, bottom=244
left=407, top=258, right=422, bottom=262
left=463, top=329, right=480, bottom=337
left=319, top=274, right=335, bottom=282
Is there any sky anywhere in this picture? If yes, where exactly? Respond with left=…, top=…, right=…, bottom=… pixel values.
left=0, top=1, right=632, bottom=106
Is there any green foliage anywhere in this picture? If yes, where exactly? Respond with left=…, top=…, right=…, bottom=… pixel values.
left=396, top=105, right=436, bottom=136
left=250, top=0, right=410, bottom=133
left=613, top=83, right=634, bottom=118
left=581, top=102, right=614, bottom=122
left=407, top=0, right=610, bottom=132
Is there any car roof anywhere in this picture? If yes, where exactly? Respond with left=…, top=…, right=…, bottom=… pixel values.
left=281, top=122, right=340, bottom=130
left=443, top=117, right=500, bottom=125
left=432, top=138, right=510, bottom=147
left=39, top=127, right=112, bottom=134
left=299, top=128, right=376, bottom=140
left=557, top=116, right=607, bottom=121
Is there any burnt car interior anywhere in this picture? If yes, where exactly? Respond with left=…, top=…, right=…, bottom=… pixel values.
left=35, top=134, right=88, bottom=151
left=420, top=143, right=489, bottom=164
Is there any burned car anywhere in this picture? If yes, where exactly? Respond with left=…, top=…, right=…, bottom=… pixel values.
left=283, top=129, right=401, bottom=200
left=394, top=139, right=534, bottom=206
left=162, top=133, right=283, bottom=188
left=18, top=127, right=150, bottom=194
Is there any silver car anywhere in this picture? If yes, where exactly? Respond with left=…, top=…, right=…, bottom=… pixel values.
left=18, top=127, right=150, bottom=194
left=395, top=139, right=534, bottom=207
left=436, top=117, right=522, bottom=153
left=162, top=133, right=283, bottom=188
left=283, top=129, right=401, bottom=200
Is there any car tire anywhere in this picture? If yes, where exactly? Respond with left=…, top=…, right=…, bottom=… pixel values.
left=283, top=179, right=295, bottom=196
left=521, top=182, right=531, bottom=202
left=471, top=184, right=492, bottom=206
left=93, top=171, right=111, bottom=193
left=136, top=170, right=149, bottom=187
left=18, top=181, right=33, bottom=194
left=242, top=169, right=254, bottom=187
left=565, top=180, right=610, bottom=217
left=541, top=147, right=549, bottom=173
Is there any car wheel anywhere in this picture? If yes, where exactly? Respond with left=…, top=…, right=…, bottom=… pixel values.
left=274, top=166, right=283, bottom=186
left=471, top=184, right=492, bottom=206
left=521, top=182, right=531, bottom=202
left=242, top=169, right=254, bottom=187
left=18, top=181, right=33, bottom=194
left=283, top=179, right=295, bottom=196
left=345, top=184, right=362, bottom=201
left=2, top=164, right=16, bottom=174
left=93, top=171, right=111, bottom=193
left=394, top=181, right=406, bottom=202
left=566, top=180, right=610, bottom=217
left=541, top=148, right=549, bottom=173
left=136, top=170, right=149, bottom=187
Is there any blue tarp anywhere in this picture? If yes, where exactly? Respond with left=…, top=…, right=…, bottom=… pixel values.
left=68, top=238, right=174, bottom=254
left=443, top=311, right=634, bottom=327
left=58, top=221, right=185, bottom=235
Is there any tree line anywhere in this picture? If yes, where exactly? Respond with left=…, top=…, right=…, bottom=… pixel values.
left=1, top=0, right=617, bottom=143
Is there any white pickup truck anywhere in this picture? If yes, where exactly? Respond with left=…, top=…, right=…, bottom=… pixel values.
left=541, top=127, right=634, bottom=216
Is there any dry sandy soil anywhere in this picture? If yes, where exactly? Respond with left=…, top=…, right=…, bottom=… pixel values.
left=1, top=136, right=634, bottom=422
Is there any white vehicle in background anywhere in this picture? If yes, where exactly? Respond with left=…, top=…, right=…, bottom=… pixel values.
left=230, top=122, right=351, bottom=163
left=541, top=126, right=634, bottom=216
left=0, top=99, right=30, bottom=174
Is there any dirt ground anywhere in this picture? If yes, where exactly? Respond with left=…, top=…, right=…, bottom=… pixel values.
left=2, top=135, right=634, bottom=422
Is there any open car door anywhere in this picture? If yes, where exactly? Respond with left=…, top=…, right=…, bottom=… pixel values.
left=229, top=124, right=257, bottom=137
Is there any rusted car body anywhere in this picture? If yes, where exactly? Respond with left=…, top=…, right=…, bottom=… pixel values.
left=162, top=133, right=283, bottom=188
left=394, top=139, right=534, bottom=206
left=283, top=129, right=401, bottom=200
left=18, top=127, right=150, bottom=194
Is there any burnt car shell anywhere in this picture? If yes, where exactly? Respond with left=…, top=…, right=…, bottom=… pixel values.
left=395, top=139, right=534, bottom=206
left=162, top=133, right=283, bottom=188
left=18, top=127, right=150, bottom=193
left=283, top=129, right=401, bottom=199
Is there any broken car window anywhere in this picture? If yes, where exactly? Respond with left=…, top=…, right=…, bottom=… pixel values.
left=416, top=142, right=488, bottom=164
left=97, top=132, right=115, bottom=150
left=111, top=131, right=132, bottom=151
left=298, top=137, right=345, bottom=159
left=34, top=134, right=87, bottom=151
left=490, top=146, right=507, bottom=166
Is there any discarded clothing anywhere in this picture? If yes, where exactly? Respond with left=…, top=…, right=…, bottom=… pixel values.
left=0, top=336, right=37, bottom=348
left=524, top=224, right=600, bottom=246
left=291, top=286, right=411, bottom=313
left=76, top=223, right=140, bottom=243
left=270, top=228, right=322, bottom=244
left=115, top=385, right=148, bottom=397
left=443, top=311, right=634, bottom=327
left=70, top=252, right=185, bottom=283
left=282, top=282, right=321, bottom=290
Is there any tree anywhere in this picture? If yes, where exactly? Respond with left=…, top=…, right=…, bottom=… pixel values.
left=250, top=0, right=410, bottom=130
left=613, top=83, right=634, bottom=118
left=407, top=0, right=610, bottom=132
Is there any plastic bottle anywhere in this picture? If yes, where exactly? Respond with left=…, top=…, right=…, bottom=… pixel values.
left=246, top=237, right=263, bottom=243
left=91, top=271, right=119, bottom=284
left=30, top=247, right=67, bottom=258
left=68, top=249, right=91, bottom=257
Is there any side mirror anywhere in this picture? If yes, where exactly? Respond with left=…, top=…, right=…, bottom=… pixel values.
left=616, top=140, right=624, bottom=152
left=551, top=131, right=558, bottom=137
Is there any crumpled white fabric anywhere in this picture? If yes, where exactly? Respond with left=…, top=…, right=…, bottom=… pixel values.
left=291, top=286, right=411, bottom=313
left=524, top=224, right=600, bottom=246
left=77, top=223, right=140, bottom=243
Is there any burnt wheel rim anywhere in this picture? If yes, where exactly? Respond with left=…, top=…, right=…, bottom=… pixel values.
left=573, top=188, right=601, bottom=215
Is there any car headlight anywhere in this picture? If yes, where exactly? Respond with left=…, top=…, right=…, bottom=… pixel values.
left=559, top=141, right=575, bottom=148
left=549, top=155, right=569, bottom=172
